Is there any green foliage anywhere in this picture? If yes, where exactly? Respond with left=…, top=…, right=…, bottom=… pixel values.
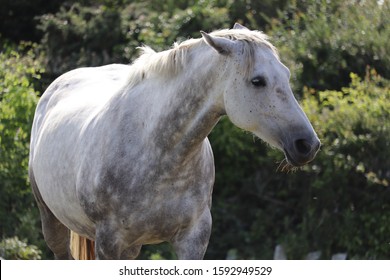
left=0, top=236, right=42, bottom=260
left=270, top=0, right=390, bottom=93
left=305, top=70, right=389, bottom=190
left=120, top=0, right=230, bottom=55
left=227, top=0, right=288, bottom=29
left=294, top=70, right=390, bottom=259
left=37, top=3, right=124, bottom=76
left=0, top=43, right=43, bottom=248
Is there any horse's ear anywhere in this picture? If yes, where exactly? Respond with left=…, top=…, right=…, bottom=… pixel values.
left=233, top=22, right=249, bottom=30
left=200, top=31, right=234, bottom=55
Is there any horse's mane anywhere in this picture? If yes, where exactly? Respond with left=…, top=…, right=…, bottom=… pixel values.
left=126, top=28, right=278, bottom=88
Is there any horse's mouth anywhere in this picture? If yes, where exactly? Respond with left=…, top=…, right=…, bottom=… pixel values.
left=283, top=147, right=318, bottom=167
left=284, top=149, right=306, bottom=167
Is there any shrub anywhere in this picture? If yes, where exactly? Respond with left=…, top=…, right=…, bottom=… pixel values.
left=292, top=70, right=390, bottom=259
left=37, top=3, right=123, bottom=77
left=0, top=236, right=42, bottom=260
left=0, top=43, right=44, bottom=251
left=270, top=0, right=390, bottom=93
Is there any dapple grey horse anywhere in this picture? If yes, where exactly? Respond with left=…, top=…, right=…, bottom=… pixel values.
left=29, top=23, right=320, bottom=259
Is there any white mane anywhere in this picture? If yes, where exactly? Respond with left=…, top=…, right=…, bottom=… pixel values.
left=126, top=28, right=279, bottom=88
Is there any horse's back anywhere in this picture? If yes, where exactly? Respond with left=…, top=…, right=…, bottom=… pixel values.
left=35, top=65, right=129, bottom=124
left=31, top=64, right=130, bottom=154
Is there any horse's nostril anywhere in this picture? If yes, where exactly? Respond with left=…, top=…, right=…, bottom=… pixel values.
left=295, top=139, right=312, bottom=155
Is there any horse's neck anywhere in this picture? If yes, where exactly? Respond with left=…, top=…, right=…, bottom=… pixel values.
left=151, top=70, right=223, bottom=156
left=123, top=57, right=224, bottom=161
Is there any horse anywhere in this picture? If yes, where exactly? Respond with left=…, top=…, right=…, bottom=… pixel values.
left=28, top=23, right=320, bottom=260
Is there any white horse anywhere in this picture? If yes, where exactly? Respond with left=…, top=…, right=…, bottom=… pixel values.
left=29, top=23, right=320, bottom=259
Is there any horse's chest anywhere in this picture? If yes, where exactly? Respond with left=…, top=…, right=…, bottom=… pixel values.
left=122, top=180, right=207, bottom=239
left=82, top=160, right=212, bottom=243
left=80, top=144, right=214, bottom=228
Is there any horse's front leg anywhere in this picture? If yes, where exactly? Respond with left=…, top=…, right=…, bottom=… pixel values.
left=171, top=209, right=212, bottom=260
left=94, top=221, right=141, bottom=260
left=94, top=222, right=122, bottom=259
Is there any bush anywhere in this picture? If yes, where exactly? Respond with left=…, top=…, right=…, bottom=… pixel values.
left=0, top=43, right=44, bottom=251
left=37, top=3, right=124, bottom=77
left=270, top=0, right=390, bottom=93
left=293, top=70, right=390, bottom=259
left=0, top=236, right=42, bottom=260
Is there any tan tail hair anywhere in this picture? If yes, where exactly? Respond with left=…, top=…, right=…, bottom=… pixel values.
left=70, top=231, right=95, bottom=260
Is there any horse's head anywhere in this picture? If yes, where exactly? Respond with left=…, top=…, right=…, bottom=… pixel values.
left=202, top=24, right=320, bottom=167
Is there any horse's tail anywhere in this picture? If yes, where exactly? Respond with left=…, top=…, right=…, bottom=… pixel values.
left=70, top=231, right=95, bottom=260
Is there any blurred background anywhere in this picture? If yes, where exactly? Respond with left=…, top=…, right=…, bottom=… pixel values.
left=0, top=0, right=389, bottom=259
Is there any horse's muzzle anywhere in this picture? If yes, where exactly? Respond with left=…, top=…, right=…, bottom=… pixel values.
left=284, top=137, right=321, bottom=167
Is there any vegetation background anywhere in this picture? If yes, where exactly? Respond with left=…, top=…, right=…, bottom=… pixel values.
left=0, top=0, right=389, bottom=259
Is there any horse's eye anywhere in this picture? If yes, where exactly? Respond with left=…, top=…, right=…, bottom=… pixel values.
left=251, top=76, right=267, bottom=87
